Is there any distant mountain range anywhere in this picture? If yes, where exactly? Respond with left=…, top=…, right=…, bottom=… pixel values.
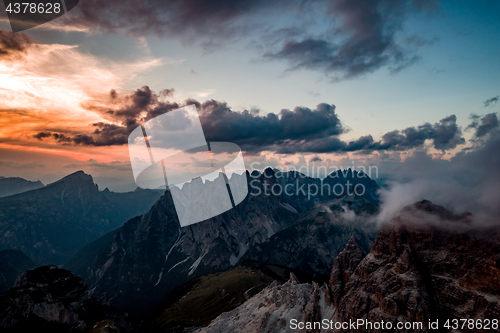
left=0, top=177, right=44, bottom=198
left=0, top=171, right=163, bottom=265
left=1, top=165, right=498, bottom=333
left=64, top=168, right=380, bottom=317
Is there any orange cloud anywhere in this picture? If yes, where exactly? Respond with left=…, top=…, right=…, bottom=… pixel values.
left=0, top=28, right=163, bottom=159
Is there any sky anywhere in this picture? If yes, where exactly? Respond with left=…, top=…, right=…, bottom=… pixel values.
left=0, top=0, right=499, bottom=198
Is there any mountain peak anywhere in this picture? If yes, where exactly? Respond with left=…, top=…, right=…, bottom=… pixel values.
left=403, top=200, right=472, bottom=222
left=65, top=170, right=91, bottom=178
left=263, top=167, right=275, bottom=177
left=50, top=170, right=94, bottom=187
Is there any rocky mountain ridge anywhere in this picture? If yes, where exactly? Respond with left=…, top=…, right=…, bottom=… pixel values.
left=246, top=195, right=377, bottom=277
left=0, top=265, right=132, bottom=332
left=64, top=168, right=380, bottom=317
left=198, top=200, right=500, bottom=333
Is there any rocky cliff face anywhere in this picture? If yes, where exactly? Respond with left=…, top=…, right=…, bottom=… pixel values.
left=197, top=274, right=334, bottom=333
left=0, top=265, right=132, bottom=332
left=333, top=200, right=500, bottom=332
left=65, top=168, right=379, bottom=318
left=199, top=200, right=500, bottom=333
left=65, top=173, right=303, bottom=318
left=247, top=196, right=376, bottom=277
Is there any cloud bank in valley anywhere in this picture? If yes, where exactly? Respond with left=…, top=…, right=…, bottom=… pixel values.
left=375, top=122, right=500, bottom=227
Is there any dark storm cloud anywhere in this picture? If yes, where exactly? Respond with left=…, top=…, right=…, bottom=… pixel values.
left=467, top=113, right=499, bottom=138
left=310, top=156, right=323, bottom=162
left=264, top=0, right=437, bottom=78
left=68, top=0, right=280, bottom=42
left=111, top=86, right=180, bottom=122
left=372, top=115, right=465, bottom=151
left=36, top=86, right=463, bottom=153
left=35, top=86, right=178, bottom=146
left=197, top=100, right=344, bottom=150
left=86, top=86, right=179, bottom=146
left=64, top=0, right=437, bottom=78
left=33, top=132, right=71, bottom=143
left=270, top=114, right=464, bottom=153
left=33, top=132, right=51, bottom=140
left=0, top=29, right=34, bottom=60
left=484, top=95, right=499, bottom=107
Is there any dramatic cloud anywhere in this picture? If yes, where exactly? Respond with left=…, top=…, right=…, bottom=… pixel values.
left=376, top=126, right=500, bottom=226
left=376, top=114, right=465, bottom=151
left=272, top=114, right=464, bottom=153
left=467, top=113, right=499, bottom=138
left=33, top=86, right=179, bottom=146
left=484, top=95, right=499, bottom=107
left=264, top=0, right=437, bottom=78
left=0, top=31, right=163, bottom=152
left=34, top=86, right=466, bottom=154
left=0, top=29, right=34, bottom=60
left=63, top=0, right=437, bottom=78
left=196, top=99, right=344, bottom=149
left=67, top=0, right=283, bottom=42
left=35, top=87, right=346, bottom=149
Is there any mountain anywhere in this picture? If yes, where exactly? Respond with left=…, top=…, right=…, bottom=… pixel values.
left=198, top=201, right=500, bottom=333
left=64, top=168, right=379, bottom=318
left=197, top=273, right=329, bottom=333
left=0, top=177, right=44, bottom=198
left=143, top=260, right=318, bottom=333
left=246, top=195, right=377, bottom=277
left=101, top=187, right=164, bottom=220
left=0, top=265, right=132, bottom=332
left=0, top=171, right=160, bottom=265
left=0, top=250, right=35, bottom=293
left=329, top=200, right=500, bottom=331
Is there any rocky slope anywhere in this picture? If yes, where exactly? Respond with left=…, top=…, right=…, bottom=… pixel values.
left=197, top=273, right=333, bottom=333
left=199, top=200, right=500, bottom=333
left=0, top=265, right=132, bottom=332
left=144, top=260, right=318, bottom=333
left=64, top=168, right=379, bottom=318
left=333, top=200, right=500, bottom=332
left=246, top=195, right=376, bottom=277
left=0, top=176, right=44, bottom=198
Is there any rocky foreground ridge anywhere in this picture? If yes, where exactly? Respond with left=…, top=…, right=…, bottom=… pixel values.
left=198, top=200, right=500, bottom=333
left=0, top=265, right=132, bottom=332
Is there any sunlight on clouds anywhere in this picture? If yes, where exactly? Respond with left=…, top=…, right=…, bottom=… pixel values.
left=0, top=40, right=163, bottom=146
